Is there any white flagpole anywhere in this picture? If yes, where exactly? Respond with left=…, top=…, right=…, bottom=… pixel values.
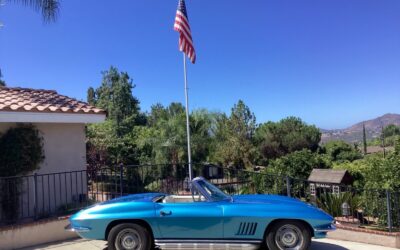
left=182, top=53, right=193, bottom=180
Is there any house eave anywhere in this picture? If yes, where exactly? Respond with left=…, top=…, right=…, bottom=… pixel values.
left=0, top=111, right=106, bottom=124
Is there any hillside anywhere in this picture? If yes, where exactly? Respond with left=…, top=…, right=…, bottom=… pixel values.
left=321, top=113, right=400, bottom=143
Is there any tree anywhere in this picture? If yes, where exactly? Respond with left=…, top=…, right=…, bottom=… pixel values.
left=0, top=124, right=45, bottom=222
left=135, top=103, right=188, bottom=177
left=7, top=0, right=60, bottom=22
left=87, top=87, right=95, bottom=105
left=190, top=109, right=216, bottom=163
left=0, top=70, right=5, bottom=87
left=363, top=151, right=400, bottom=190
left=395, top=137, right=400, bottom=155
left=255, top=117, right=321, bottom=163
left=362, top=123, right=367, bottom=155
left=152, top=103, right=187, bottom=166
left=1, top=1, right=59, bottom=88
left=383, top=124, right=400, bottom=138
left=334, top=144, right=400, bottom=191
left=90, top=66, right=142, bottom=135
left=86, top=67, right=145, bottom=166
left=211, top=100, right=256, bottom=169
left=0, top=124, right=44, bottom=176
left=88, top=119, right=144, bottom=165
left=267, top=149, right=330, bottom=180
left=137, top=104, right=216, bottom=165
left=322, top=140, right=362, bottom=163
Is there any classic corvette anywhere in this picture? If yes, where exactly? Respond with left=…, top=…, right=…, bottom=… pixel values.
left=66, top=177, right=335, bottom=250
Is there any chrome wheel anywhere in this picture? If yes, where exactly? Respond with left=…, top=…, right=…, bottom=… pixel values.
left=115, top=228, right=142, bottom=250
left=274, top=224, right=304, bottom=250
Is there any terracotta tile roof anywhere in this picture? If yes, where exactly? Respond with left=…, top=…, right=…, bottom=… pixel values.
left=0, top=87, right=105, bottom=114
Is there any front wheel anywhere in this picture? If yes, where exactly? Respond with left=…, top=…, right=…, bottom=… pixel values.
left=265, top=220, right=311, bottom=250
left=107, top=223, right=151, bottom=250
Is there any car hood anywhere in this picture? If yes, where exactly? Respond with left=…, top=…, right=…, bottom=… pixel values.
left=232, top=194, right=309, bottom=206
left=232, top=194, right=333, bottom=220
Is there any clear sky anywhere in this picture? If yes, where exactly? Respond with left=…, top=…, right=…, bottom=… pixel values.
left=1, top=0, right=399, bottom=129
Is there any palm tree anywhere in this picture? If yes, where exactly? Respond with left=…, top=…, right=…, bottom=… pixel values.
left=1, top=1, right=59, bottom=86
left=7, top=0, right=60, bottom=22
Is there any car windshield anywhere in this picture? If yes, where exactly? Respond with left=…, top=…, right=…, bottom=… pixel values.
left=195, top=179, right=231, bottom=202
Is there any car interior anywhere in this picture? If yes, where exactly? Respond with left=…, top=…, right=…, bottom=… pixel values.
left=153, top=194, right=207, bottom=203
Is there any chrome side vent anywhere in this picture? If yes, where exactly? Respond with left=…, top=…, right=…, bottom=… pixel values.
left=236, top=222, right=258, bottom=236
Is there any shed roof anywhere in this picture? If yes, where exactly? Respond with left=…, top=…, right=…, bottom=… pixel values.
left=308, top=169, right=350, bottom=184
left=0, top=87, right=105, bottom=115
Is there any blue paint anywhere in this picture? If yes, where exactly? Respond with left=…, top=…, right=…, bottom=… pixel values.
left=69, top=179, right=334, bottom=243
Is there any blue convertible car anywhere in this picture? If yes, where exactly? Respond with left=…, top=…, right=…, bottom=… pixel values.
left=67, top=177, right=335, bottom=250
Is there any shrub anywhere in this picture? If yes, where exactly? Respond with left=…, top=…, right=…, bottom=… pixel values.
left=0, top=124, right=44, bottom=223
left=317, top=192, right=361, bottom=217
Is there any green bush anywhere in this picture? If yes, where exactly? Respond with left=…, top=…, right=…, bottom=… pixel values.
left=0, top=124, right=44, bottom=223
left=0, top=124, right=44, bottom=177
left=317, top=192, right=361, bottom=217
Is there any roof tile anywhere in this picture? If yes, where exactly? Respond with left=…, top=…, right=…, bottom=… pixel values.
left=0, top=87, right=106, bottom=115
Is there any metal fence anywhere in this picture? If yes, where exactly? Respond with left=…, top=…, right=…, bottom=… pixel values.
left=0, top=163, right=399, bottom=232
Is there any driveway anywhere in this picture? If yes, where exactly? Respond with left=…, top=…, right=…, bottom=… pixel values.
left=21, top=238, right=398, bottom=250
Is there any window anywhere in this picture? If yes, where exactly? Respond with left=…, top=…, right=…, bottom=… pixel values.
left=208, top=167, right=218, bottom=178
left=310, top=183, right=316, bottom=196
left=196, top=179, right=231, bottom=202
left=191, top=185, right=207, bottom=202
left=333, top=185, right=340, bottom=195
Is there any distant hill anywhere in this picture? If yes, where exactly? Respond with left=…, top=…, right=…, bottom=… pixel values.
left=321, top=113, right=400, bottom=143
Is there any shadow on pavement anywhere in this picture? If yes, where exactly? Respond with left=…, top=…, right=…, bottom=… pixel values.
left=311, top=241, right=349, bottom=250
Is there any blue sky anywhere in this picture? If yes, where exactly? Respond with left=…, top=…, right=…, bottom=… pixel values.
left=1, top=0, right=399, bottom=129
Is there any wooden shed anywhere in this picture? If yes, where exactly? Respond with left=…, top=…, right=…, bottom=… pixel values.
left=308, top=169, right=353, bottom=196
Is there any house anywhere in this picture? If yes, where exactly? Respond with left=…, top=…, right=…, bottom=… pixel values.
left=0, top=87, right=106, bottom=174
left=308, top=169, right=353, bottom=197
left=0, top=87, right=106, bottom=219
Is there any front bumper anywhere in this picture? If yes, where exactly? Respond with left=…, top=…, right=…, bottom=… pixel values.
left=314, top=223, right=336, bottom=233
left=313, top=223, right=336, bottom=239
left=64, top=223, right=91, bottom=233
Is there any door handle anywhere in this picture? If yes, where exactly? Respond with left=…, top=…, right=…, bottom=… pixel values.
left=160, top=210, right=172, bottom=216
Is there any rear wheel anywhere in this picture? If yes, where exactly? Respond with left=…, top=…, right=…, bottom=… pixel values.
left=265, top=220, right=311, bottom=250
left=107, top=223, right=151, bottom=250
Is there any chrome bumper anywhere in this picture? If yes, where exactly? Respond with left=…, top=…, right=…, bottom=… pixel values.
left=64, top=224, right=91, bottom=233
left=314, top=223, right=336, bottom=233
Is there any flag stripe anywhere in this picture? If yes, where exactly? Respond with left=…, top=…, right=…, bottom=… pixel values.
left=175, top=12, right=191, bottom=30
left=174, top=17, right=192, bottom=40
left=175, top=25, right=193, bottom=46
left=174, top=0, right=196, bottom=64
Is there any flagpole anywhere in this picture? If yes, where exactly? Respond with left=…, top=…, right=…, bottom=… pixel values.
left=183, top=53, right=193, bottom=181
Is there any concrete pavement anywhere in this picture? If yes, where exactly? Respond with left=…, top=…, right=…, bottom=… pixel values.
left=20, top=238, right=399, bottom=250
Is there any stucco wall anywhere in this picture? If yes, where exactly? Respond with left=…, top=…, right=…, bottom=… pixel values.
left=0, top=123, right=87, bottom=174
left=0, top=123, right=88, bottom=219
left=37, top=123, right=87, bottom=174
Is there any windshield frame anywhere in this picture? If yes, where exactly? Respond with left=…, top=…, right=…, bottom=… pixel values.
left=191, top=177, right=232, bottom=202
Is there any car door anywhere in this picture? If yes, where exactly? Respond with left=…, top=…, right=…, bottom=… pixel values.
left=221, top=202, right=267, bottom=240
left=155, top=201, right=224, bottom=239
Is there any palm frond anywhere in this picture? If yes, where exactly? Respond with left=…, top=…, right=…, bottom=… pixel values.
left=7, top=0, right=59, bottom=22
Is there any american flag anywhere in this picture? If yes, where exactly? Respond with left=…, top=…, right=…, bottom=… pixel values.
left=174, top=0, right=196, bottom=64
